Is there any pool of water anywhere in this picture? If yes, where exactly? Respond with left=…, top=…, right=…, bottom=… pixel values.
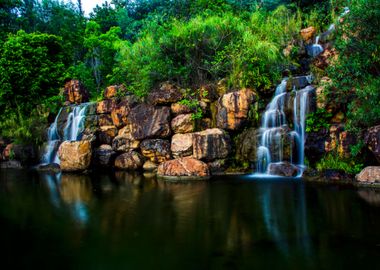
left=0, top=169, right=379, bottom=269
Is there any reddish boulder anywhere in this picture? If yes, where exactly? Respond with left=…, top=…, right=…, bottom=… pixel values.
left=96, top=99, right=118, bottom=114
left=111, top=96, right=138, bottom=128
left=64, top=80, right=89, bottom=104
left=157, top=157, right=210, bottom=178
left=356, top=167, right=380, bottom=183
left=300, top=26, right=316, bottom=43
left=104, top=85, right=126, bottom=99
left=114, top=151, right=144, bottom=170
left=268, top=162, right=299, bottom=177
left=171, top=133, right=193, bottom=158
left=171, top=114, right=194, bottom=134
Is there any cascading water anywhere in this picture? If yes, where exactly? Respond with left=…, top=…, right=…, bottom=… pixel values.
left=255, top=78, right=314, bottom=177
left=42, top=103, right=91, bottom=165
left=308, top=35, right=324, bottom=57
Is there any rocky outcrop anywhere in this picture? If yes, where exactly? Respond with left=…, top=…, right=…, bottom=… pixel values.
left=300, top=27, right=316, bottom=43
left=147, top=82, right=183, bottom=105
left=112, top=129, right=140, bottom=151
left=114, top=151, right=144, bottom=170
left=171, top=114, right=194, bottom=134
left=313, top=43, right=338, bottom=70
left=64, top=80, right=89, bottom=104
left=98, top=126, right=118, bottom=145
left=193, top=128, right=230, bottom=161
left=127, top=104, right=171, bottom=140
left=143, top=160, right=158, bottom=171
left=98, top=114, right=113, bottom=126
left=364, top=125, right=380, bottom=163
left=171, top=133, right=193, bottom=158
left=305, top=129, right=329, bottom=163
left=157, top=157, right=210, bottom=178
left=216, top=88, right=255, bottom=130
left=325, top=125, right=355, bottom=158
left=235, top=128, right=258, bottom=164
left=315, top=77, right=331, bottom=110
left=111, top=96, right=138, bottom=128
left=287, top=76, right=311, bottom=90
left=356, top=167, right=380, bottom=183
left=93, top=145, right=116, bottom=167
left=96, top=99, right=118, bottom=114
left=171, top=103, right=192, bottom=115
left=58, top=141, right=92, bottom=172
left=104, top=85, right=126, bottom=99
left=140, top=139, right=171, bottom=163
left=268, top=162, right=299, bottom=177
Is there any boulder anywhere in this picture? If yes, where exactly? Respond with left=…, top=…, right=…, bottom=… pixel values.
left=171, top=103, right=192, bottom=115
left=93, top=145, right=116, bottom=167
left=365, top=125, right=380, bottom=163
left=235, top=128, right=258, bottom=163
left=112, top=136, right=140, bottom=152
left=98, top=126, right=118, bottom=145
left=58, top=141, right=92, bottom=172
left=111, top=96, right=138, bottom=128
left=199, top=84, right=219, bottom=103
left=127, top=104, right=171, bottom=140
left=56, top=106, right=73, bottom=138
left=305, top=129, right=329, bottom=163
left=300, top=26, right=316, bottom=42
left=216, top=88, right=255, bottom=130
left=267, top=162, right=299, bottom=177
left=64, top=80, right=89, bottom=104
left=147, top=82, right=183, bottom=105
left=104, top=85, right=126, bottom=99
left=193, top=128, right=230, bottom=161
left=96, top=99, right=118, bottom=114
left=171, top=114, right=194, bottom=134
left=37, top=163, right=61, bottom=173
left=356, top=166, right=380, bottom=183
left=157, top=157, right=210, bottom=178
left=208, top=159, right=226, bottom=174
left=114, top=151, right=144, bottom=170
left=140, top=139, right=171, bottom=163
left=287, top=76, right=311, bottom=90
left=171, top=133, right=193, bottom=158
left=98, top=114, right=113, bottom=126
left=143, top=160, right=158, bottom=171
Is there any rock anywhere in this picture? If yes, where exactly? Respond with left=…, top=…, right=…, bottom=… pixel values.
left=325, top=125, right=354, bottom=158
left=268, top=162, right=299, bottom=177
left=143, top=160, right=158, bottom=171
left=171, top=103, right=192, bottom=115
left=140, top=139, right=171, bottom=163
left=127, top=104, right=171, bottom=140
left=147, top=82, right=183, bottom=105
left=93, top=145, right=116, bottom=167
left=365, top=125, right=380, bottom=163
left=199, top=84, right=219, bottom=103
left=12, top=144, right=37, bottom=165
left=235, top=128, right=258, bottom=164
left=157, top=157, right=210, bottom=178
left=193, top=128, right=230, bottom=161
left=112, top=136, right=140, bottom=152
left=96, top=99, right=118, bottom=114
left=98, top=114, right=113, bottom=126
left=58, top=141, right=92, bottom=172
left=216, top=88, right=255, bottom=130
left=111, top=96, right=138, bottom=128
left=0, top=160, right=23, bottom=169
left=104, top=85, right=126, bottom=99
left=56, top=106, right=73, bottom=138
left=324, top=169, right=351, bottom=181
left=37, top=163, right=61, bottom=173
left=287, top=76, right=311, bottom=90
left=313, top=44, right=338, bottom=70
left=64, top=80, right=89, bottom=104
left=171, top=114, right=194, bottom=134
left=356, top=167, right=380, bottom=183
left=114, top=151, right=144, bottom=170
left=208, top=159, right=226, bottom=174
left=300, top=26, right=316, bottom=42
left=199, top=118, right=212, bottom=130
left=315, top=77, right=332, bottom=110
left=305, top=129, right=329, bottom=163
left=171, top=133, right=193, bottom=158
left=98, top=125, right=118, bottom=146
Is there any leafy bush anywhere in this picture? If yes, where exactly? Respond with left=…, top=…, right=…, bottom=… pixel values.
left=316, top=154, right=363, bottom=174
left=306, top=108, right=332, bottom=132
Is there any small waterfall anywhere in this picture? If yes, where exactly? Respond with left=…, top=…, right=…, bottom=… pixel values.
left=308, top=35, right=324, bottom=57
left=42, top=103, right=91, bottom=165
left=255, top=78, right=313, bottom=177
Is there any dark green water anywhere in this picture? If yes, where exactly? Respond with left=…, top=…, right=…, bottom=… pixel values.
left=0, top=169, right=379, bottom=269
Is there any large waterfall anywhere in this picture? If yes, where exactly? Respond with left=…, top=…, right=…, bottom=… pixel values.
left=255, top=78, right=314, bottom=177
left=42, top=103, right=91, bottom=165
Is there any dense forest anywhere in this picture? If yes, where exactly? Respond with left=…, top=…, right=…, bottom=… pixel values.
left=0, top=0, right=379, bottom=173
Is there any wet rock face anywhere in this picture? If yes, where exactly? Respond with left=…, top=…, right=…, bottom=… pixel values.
left=365, top=125, right=380, bottom=163
left=193, top=128, right=230, bottom=161
left=64, top=80, right=89, bottom=104
left=300, top=26, right=316, bottom=43
left=104, top=85, right=126, bottom=99
left=356, top=167, right=380, bottom=183
left=268, top=162, right=299, bottom=177
left=140, top=139, right=171, bottom=163
left=56, top=106, right=73, bottom=138
left=157, top=157, right=210, bottom=177
left=114, top=151, right=144, bottom=170
left=111, top=96, right=138, bottom=128
left=96, top=99, right=118, bottom=114
left=171, top=114, right=194, bottom=134
left=216, top=88, right=255, bottom=130
left=127, top=104, right=171, bottom=140
left=93, top=145, right=116, bottom=167
left=147, top=82, right=183, bottom=105
left=235, top=128, right=258, bottom=163
left=171, top=133, right=193, bottom=158
left=58, top=141, right=92, bottom=172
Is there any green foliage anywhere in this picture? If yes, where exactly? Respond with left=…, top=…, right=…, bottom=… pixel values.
left=316, top=154, right=364, bottom=174
left=179, top=89, right=204, bottom=120
left=306, top=108, right=332, bottom=132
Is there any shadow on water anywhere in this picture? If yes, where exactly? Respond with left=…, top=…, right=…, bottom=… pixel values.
left=0, top=169, right=380, bottom=269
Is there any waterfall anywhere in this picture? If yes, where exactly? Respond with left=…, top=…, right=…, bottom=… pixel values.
left=42, top=103, right=91, bottom=165
left=255, top=78, right=313, bottom=177
left=308, top=35, right=324, bottom=57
